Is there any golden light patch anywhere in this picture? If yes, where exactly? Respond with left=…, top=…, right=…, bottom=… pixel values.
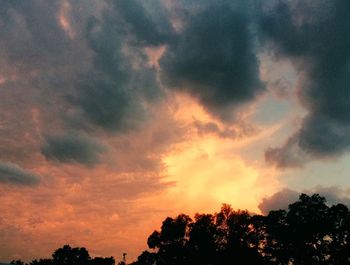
left=163, top=136, right=261, bottom=213
left=171, top=92, right=212, bottom=123
left=58, top=0, right=75, bottom=39
left=161, top=94, right=282, bottom=214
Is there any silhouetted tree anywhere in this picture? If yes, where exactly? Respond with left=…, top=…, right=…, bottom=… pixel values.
left=92, top=257, right=115, bottom=265
left=136, top=206, right=266, bottom=265
left=25, top=245, right=114, bottom=265
left=52, top=245, right=90, bottom=265
left=29, top=259, right=53, bottom=265
left=263, top=194, right=350, bottom=264
left=147, top=214, right=192, bottom=265
left=134, top=194, right=350, bottom=265
left=129, top=251, right=156, bottom=265
left=13, top=194, right=350, bottom=265
left=10, top=260, right=25, bottom=265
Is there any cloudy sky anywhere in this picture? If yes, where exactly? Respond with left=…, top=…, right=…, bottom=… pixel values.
left=1, top=0, right=350, bottom=262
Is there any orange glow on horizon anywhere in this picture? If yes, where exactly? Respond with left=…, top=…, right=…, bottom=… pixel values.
left=0, top=93, right=283, bottom=262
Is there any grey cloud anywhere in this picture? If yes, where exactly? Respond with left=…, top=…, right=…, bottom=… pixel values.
left=70, top=2, right=162, bottom=132
left=41, top=133, right=107, bottom=166
left=3, top=0, right=350, bottom=171
left=0, top=0, right=103, bottom=70
left=194, top=119, right=256, bottom=139
left=0, top=0, right=167, bottom=176
left=261, top=0, right=350, bottom=166
left=259, top=188, right=299, bottom=215
left=160, top=0, right=265, bottom=120
left=0, top=0, right=162, bottom=136
left=268, top=78, right=293, bottom=99
left=111, top=0, right=175, bottom=46
left=265, top=134, right=309, bottom=168
left=310, top=186, right=350, bottom=207
left=259, top=186, right=350, bottom=215
left=0, top=0, right=265, bottom=138
left=0, top=162, right=40, bottom=186
left=73, top=75, right=135, bottom=132
left=298, top=114, right=350, bottom=157
left=0, top=0, right=68, bottom=71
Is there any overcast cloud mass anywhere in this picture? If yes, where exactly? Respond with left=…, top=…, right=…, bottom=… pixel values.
left=0, top=0, right=350, bottom=262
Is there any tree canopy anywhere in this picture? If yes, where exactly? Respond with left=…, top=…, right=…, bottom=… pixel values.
left=11, top=245, right=115, bottom=265
left=131, top=194, right=350, bottom=265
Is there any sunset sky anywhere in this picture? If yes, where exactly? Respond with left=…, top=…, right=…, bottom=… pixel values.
left=1, top=0, right=350, bottom=262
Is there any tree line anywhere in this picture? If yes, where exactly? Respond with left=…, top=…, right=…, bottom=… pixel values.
left=10, top=194, right=350, bottom=265
left=131, top=194, right=350, bottom=265
left=10, top=245, right=116, bottom=265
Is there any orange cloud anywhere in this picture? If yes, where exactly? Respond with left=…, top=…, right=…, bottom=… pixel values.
left=0, top=93, right=282, bottom=263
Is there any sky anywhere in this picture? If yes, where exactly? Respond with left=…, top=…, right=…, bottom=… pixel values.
left=0, top=0, right=350, bottom=262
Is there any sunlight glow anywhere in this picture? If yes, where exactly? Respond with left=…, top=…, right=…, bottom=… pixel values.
left=162, top=94, right=281, bottom=214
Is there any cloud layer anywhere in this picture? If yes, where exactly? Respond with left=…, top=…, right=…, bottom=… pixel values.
left=259, top=186, right=350, bottom=215
left=41, top=133, right=106, bottom=166
left=0, top=162, right=40, bottom=186
left=160, top=0, right=264, bottom=120
left=4, top=0, right=349, bottom=168
left=1, top=0, right=350, bottom=262
left=261, top=0, right=350, bottom=167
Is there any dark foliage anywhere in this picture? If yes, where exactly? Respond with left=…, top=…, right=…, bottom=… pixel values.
left=132, top=194, right=350, bottom=265
left=14, top=245, right=115, bottom=265
left=11, top=194, right=350, bottom=265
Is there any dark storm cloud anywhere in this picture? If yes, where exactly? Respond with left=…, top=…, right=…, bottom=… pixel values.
left=99, top=0, right=266, bottom=121
left=159, top=0, right=265, bottom=120
left=73, top=75, right=135, bottom=132
left=261, top=0, right=350, bottom=166
left=0, top=162, right=40, bottom=186
left=41, top=133, right=106, bottom=166
left=2, top=0, right=349, bottom=169
left=259, top=186, right=350, bottom=215
left=69, top=1, right=162, bottom=132
left=0, top=0, right=266, bottom=137
left=0, top=0, right=163, bottom=135
left=111, top=0, right=174, bottom=46
left=0, top=0, right=167, bottom=168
